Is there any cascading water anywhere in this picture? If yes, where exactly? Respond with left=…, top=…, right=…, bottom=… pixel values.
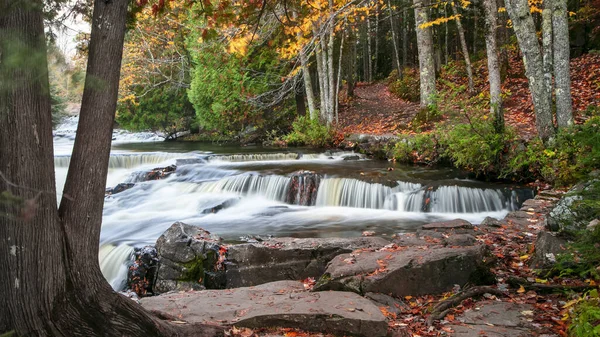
left=52, top=116, right=533, bottom=291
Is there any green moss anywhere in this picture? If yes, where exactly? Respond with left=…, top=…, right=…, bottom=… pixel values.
left=180, top=250, right=217, bottom=284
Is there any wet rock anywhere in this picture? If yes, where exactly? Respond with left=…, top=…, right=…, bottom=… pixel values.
left=154, top=222, right=225, bottom=293
left=448, top=301, right=534, bottom=337
left=342, top=154, right=361, bottom=161
left=143, top=165, right=176, bottom=182
left=286, top=170, right=321, bottom=206
left=105, top=183, right=135, bottom=195
left=444, top=234, right=477, bottom=247
left=225, top=237, right=390, bottom=288
left=127, top=246, right=159, bottom=296
left=200, top=197, right=240, bottom=214
left=140, top=281, right=388, bottom=336
left=422, top=219, right=474, bottom=230
left=530, top=231, right=568, bottom=269
left=314, top=245, right=490, bottom=297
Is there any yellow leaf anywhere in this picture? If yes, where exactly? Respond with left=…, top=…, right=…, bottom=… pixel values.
left=517, top=285, right=525, bottom=293
left=519, top=254, right=530, bottom=260
left=535, top=278, right=548, bottom=284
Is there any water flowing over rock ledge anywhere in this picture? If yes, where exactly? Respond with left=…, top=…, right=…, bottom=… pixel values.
left=131, top=187, right=572, bottom=336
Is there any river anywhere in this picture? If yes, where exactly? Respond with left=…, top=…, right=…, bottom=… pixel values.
left=53, top=117, right=533, bottom=290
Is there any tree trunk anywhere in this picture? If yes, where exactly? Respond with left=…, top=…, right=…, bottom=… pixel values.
left=483, top=0, right=504, bottom=132
left=366, top=12, right=373, bottom=82
left=413, top=0, right=437, bottom=108
left=542, top=0, right=554, bottom=109
left=472, top=7, right=478, bottom=55
left=388, top=0, right=402, bottom=75
left=336, top=30, right=345, bottom=122
left=505, top=0, right=554, bottom=140
left=347, top=29, right=357, bottom=97
left=374, top=3, right=380, bottom=79
left=320, top=33, right=331, bottom=119
left=327, top=4, right=335, bottom=125
left=300, top=46, right=317, bottom=119
left=552, top=0, right=573, bottom=127
left=315, top=32, right=327, bottom=116
left=402, top=7, right=409, bottom=69
left=444, top=3, right=449, bottom=65
left=451, top=2, right=474, bottom=94
left=295, top=87, right=307, bottom=117
left=0, top=1, right=213, bottom=335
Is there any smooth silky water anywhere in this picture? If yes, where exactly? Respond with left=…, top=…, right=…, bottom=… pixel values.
left=53, top=118, right=533, bottom=290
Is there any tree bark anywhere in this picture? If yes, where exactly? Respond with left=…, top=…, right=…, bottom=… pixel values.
left=413, top=0, right=437, bottom=108
left=366, top=12, right=373, bottom=82
left=505, top=0, right=555, bottom=140
left=451, top=2, right=474, bottom=93
left=542, top=0, right=554, bottom=109
left=388, top=0, right=402, bottom=75
left=335, top=30, right=345, bottom=122
left=402, top=7, right=409, bottom=69
left=0, top=1, right=210, bottom=335
left=315, top=32, right=327, bottom=116
left=374, top=2, right=380, bottom=79
left=552, top=0, right=573, bottom=127
left=327, top=5, right=336, bottom=125
left=483, top=0, right=504, bottom=132
left=300, top=46, right=317, bottom=119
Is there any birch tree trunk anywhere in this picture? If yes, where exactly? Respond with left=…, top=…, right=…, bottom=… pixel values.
left=552, top=0, right=574, bottom=127
left=366, top=13, right=373, bottom=82
left=542, top=0, right=554, bottom=108
left=483, top=0, right=504, bottom=132
left=374, top=3, right=380, bottom=78
left=505, top=0, right=554, bottom=140
left=452, top=2, right=474, bottom=93
left=444, top=3, right=449, bottom=65
left=413, top=0, right=437, bottom=108
left=321, top=35, right=331, bottom=119
left=336, top=31, right=345, bottom=122
left=388, top=0, right=402, bottom=75
left=300, top=47, right=317, bottom=119
left=327, top=16, right=336, bottom=124
left=314, top=32, right=327, bottom=116
left=402, top=7, right=409, bottom=70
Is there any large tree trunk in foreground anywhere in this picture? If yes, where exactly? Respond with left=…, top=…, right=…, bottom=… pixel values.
left=552, top=0, right=573, bottom=128
left=413, top=0, right=437, bottom=108
left=1, top=1, right=209, bottom=336
left=505, top=0, right=554, bottom=141
left=483, top=0, right=504, bottom=132
left=451, top=2, right=474, bottom=94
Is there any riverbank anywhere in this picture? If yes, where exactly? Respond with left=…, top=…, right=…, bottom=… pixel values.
left=124, top=176, right=600, bottom=336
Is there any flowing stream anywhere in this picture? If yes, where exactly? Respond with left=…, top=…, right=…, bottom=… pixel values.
left=54, top=118, right=533, bottom=290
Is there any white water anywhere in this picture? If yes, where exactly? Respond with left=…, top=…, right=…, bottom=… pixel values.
left=53, top=117, right=532, bottom=291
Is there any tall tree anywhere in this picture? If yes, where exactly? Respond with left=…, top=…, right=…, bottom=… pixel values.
left=482, top=0, right=504, bottom=132
left=451, top=1, right=474, bottom=93
left=552, top=0, right=573, bottom=127
left=413, top=0, right=437, bottom=108
left=505, top=0, right=554, bottom=140
left=0, top=1, right=215, bottom=335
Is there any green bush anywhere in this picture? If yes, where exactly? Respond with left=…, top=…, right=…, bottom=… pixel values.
left=569, top=290, right=600, bottom=337
left=388, top=68, right=420, bottom=103
left=392, top=132, right=444, bottom=165
left=439, top=118, right=513, bottom=176
left=284, top=116, right=335, bottom=148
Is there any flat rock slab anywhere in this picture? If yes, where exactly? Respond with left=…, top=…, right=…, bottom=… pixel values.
left=226, top=237, right=390, bottom=288
left=448, top=301, right=534, bottom=337
left=314, top=245, right=488, bottom=297
left=140, top=281, right=388, bottom=337
left=422, top=219, right=474, bottom=230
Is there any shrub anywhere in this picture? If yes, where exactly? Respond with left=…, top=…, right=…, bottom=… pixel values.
left=438, top=118, right=513, bottom=176
left=569, top=293, right=600, bottom=337
left=284, top=116, right=336, bottom=148
left=388, top=68, right=420, bottom=103
left=392, top=132, right=444, bottom=165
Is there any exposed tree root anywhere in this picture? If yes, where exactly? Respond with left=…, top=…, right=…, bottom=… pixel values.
left=508, top=276, right=597, bottom=294
left=425, top=286, right=506, bottom=325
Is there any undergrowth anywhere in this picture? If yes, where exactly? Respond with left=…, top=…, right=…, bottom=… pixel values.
left=284, top=116, right=339, bottom=148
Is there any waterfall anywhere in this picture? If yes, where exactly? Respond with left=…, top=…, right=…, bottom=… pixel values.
left=55, top=152, right=188, bottom=169
left=208, top=153, right=300, bottom=162
left=316, top=178, right=394, bottom=209
left=197, top=174, right=292, bottom=202
left=99, top=244, right=134, bottom=290
left=429, top=186, right=506, bottom=213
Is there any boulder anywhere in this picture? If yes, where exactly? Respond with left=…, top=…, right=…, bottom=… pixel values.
left=225, top=237, right=390, bottom=288
left=154, top=222, right=225, bottom=293
left=199, top=197, right=240, bottom=214
left=314, top=245, right=491, bottom=297
left=286, top=171, right=321, bottom=206
left=480, top=216, right=504, bottom=228
left=140, top=281, right=388, bottom=337
left=530, top=231, right=568, bottom=269
left=106, top=183, right=135, bottom=195
left=127, top=246, right=159, bottom=296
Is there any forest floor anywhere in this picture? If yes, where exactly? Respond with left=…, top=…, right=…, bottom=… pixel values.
left=338, top=52, right=600, bottom=140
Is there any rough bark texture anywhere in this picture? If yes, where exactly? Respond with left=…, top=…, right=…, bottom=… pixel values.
left=483, top=0, right=504, bottom=131
left=451, top=3, right=474, bottom=93
left=542, top=0, right=554, bottom=108
left=327, top=8, right=335, bottom=125
left=402, top=8, right=408, bottom=69
left=413, top=0, right=437, bottom=108
left=335, top=30, right=345, bottom=122
left=505, top=0, right=555, bottom=140
left=552, top=0, right=573, bottom=127
left=0, top=1, right=205, bottom=336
